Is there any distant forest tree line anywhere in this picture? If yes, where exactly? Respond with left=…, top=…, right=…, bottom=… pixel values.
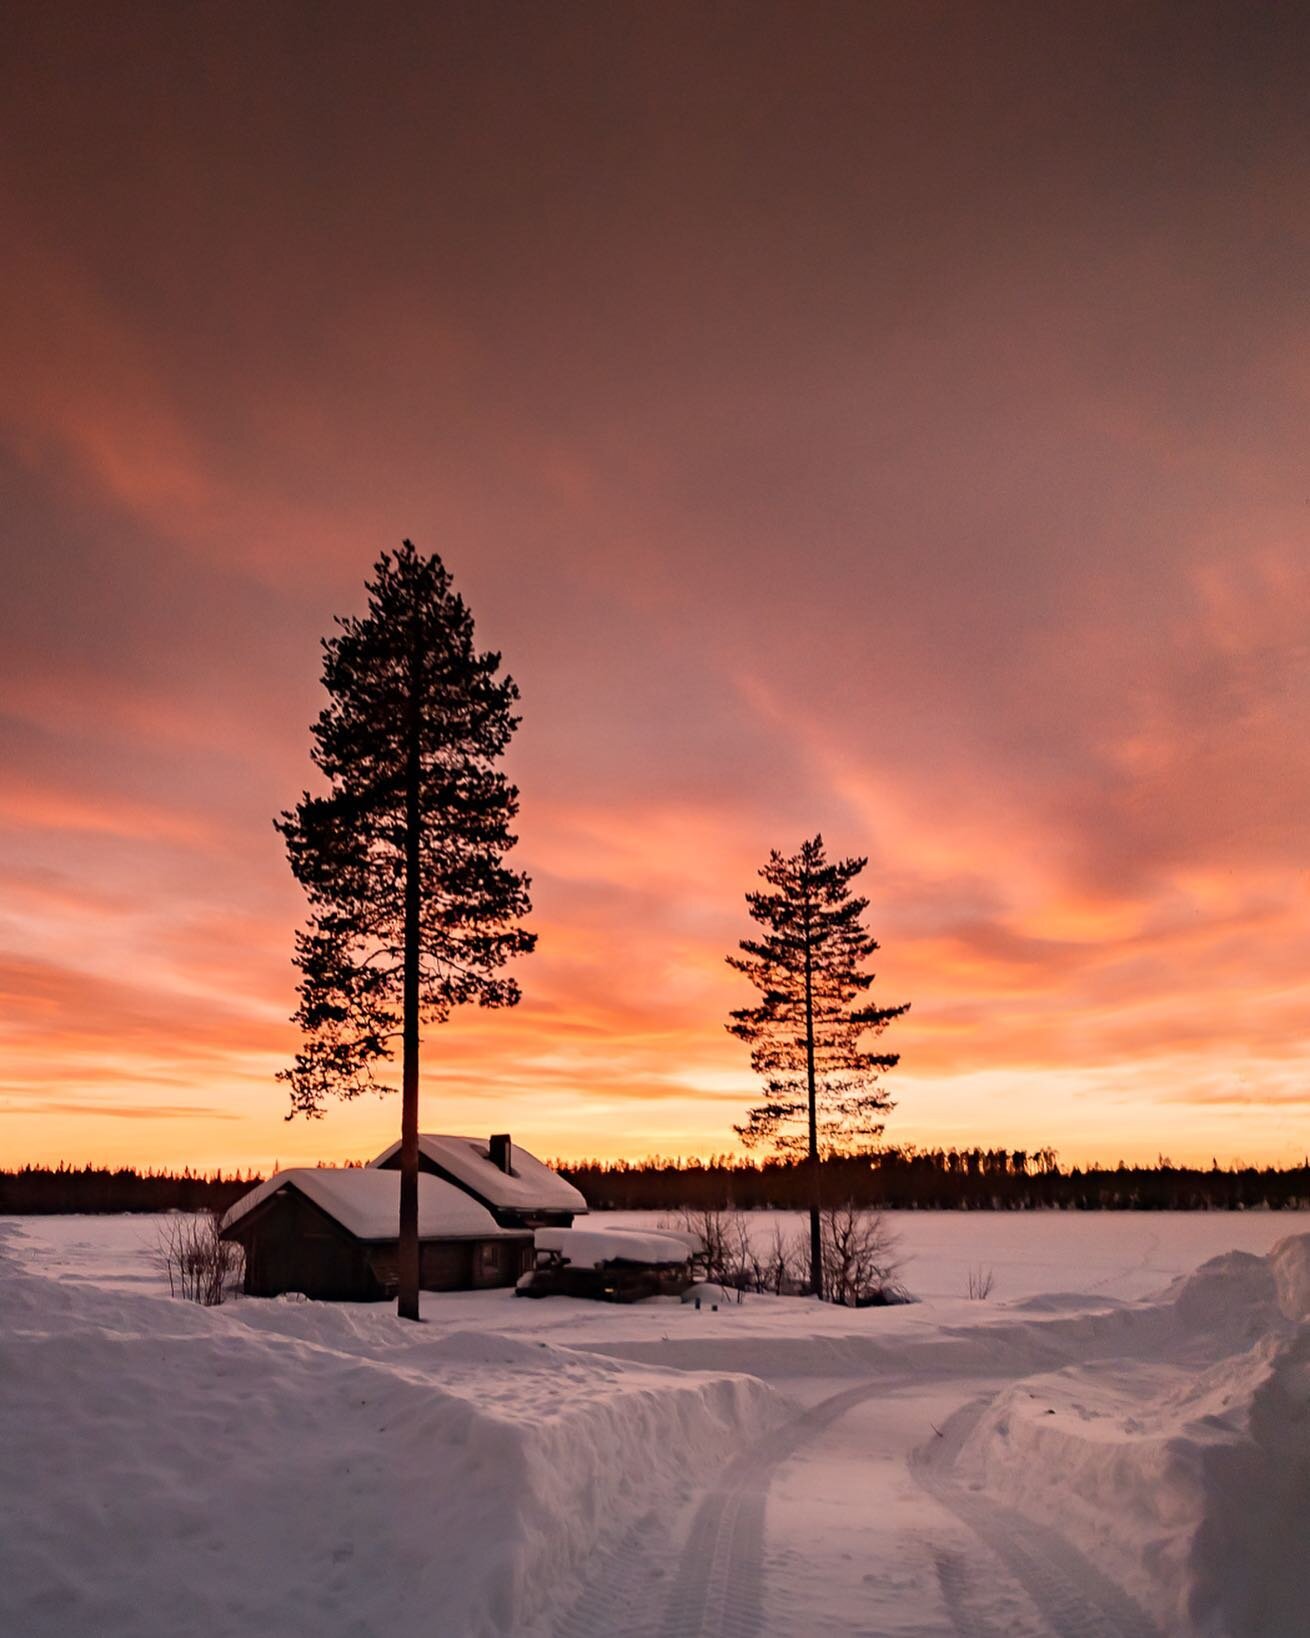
left=554, top=1149, right=1310, bottom=1213
left=0, top=1164, right=263, bottom=1216
left=6, top=1149, right=1310, bottom=1214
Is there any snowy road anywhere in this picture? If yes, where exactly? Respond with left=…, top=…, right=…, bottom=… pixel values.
left=553, top=1371, right=1164, bottom=1638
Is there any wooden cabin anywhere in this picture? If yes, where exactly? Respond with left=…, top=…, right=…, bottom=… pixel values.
left=219, top=1168, right=533, bottom=1301
left=368, top=1132, right=587, bottom=1230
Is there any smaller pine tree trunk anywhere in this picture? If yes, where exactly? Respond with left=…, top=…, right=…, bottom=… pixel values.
left=397, top=655, right=423, bottom=1322
left=804, top=916, right=823, bottom=1300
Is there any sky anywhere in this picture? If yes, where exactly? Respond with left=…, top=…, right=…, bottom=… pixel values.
left=2, top=1, right=1308, bottom=1173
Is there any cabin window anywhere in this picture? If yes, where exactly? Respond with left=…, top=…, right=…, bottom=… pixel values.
left=480, top=1243, right=502, bottom=1276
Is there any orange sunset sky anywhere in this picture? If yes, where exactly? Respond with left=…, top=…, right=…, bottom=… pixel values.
left=2, top=3, right=1308, bottom=1173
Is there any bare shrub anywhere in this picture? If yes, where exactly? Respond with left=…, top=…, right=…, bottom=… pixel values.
left=966, top=1264, right=995, bottom=1300
left=670, top=1206, right=732, bottom=1283
left=157, top=1210, right=243, bottom=1306
left=667, top=1207, right=909, bottom=1303
left=719, top=1211, right=754, bottom=1301
left=662, top=1206, right=747, bottom=1301
left=747, top=1220, right=807, bottom=1296
left=662, top=1207, right=809, bottom=1300
left=820, top=1204, right=910, bottom=1306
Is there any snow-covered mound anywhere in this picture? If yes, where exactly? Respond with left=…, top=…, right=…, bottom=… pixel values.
left=940, top=1234, right=1310, bottom=1637
left=0, top=1233, right=772, bottom=1638
left=1269, top=1231, right=1310, bottom=1323
left=535, top=1224, right=694, bottom=1266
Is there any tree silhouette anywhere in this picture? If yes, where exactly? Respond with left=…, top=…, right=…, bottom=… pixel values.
left=277, top=542, right=534, bottom=1319
left=727, top=835, right=907, bottom=1297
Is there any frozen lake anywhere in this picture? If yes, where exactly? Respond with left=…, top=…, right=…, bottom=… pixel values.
left=607, top=1206, right=1310, bottom=1302
left=7, top=1205, right=1310, bottom=1305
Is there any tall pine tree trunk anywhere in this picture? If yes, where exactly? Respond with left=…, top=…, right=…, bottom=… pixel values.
left=804, top=911, right=823, bottom=1300
left=397, top=649, right=423, bottom=1322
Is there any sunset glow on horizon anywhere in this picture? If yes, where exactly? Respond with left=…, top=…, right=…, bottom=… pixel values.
left=3, top=5, right=1308, bottom=1173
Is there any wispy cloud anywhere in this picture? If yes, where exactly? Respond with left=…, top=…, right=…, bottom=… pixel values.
left=0, top=1101, right=242, bottom=1120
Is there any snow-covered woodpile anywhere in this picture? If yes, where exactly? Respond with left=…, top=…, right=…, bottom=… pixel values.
left=518, top=1224, right=697, bottom=1303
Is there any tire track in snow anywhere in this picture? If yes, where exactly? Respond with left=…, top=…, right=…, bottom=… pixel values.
left=932, top=1549, right=1008, bottom=1638
left=651, top=1378, right=892, bottom=1638
left=555, top=1378, right=890, bottom=1637
left=560, top=1374, right=1066, bottom=1638
left=912, top=1399, right=1163, bottom=1638
left=558, top=1376, right=1162, bottom=1638
left=924, top=1485, right=1161, bottom=1638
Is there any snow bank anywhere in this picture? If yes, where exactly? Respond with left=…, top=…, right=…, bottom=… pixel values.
left=942, top=1234, right=1310, bottom=1636
left=1269, top=1231, right=1310, bottom=1323
left=0, top=1228, right=772, bottom=1638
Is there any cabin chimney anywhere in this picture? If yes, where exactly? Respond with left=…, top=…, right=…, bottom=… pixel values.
left=489, top=1133, right=512, bottom=1174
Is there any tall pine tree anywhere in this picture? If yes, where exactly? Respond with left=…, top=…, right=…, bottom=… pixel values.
left=727, top=835, right=907, bottom=1298
left=277, top=542, right=534, bottom=1320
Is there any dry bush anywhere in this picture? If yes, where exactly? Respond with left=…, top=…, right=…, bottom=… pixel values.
left=663, top=1206, right=747, bottom=1301
left=820, top=1204, right=910, bottom=1306
left=670, top=1206, right=733, bottom=1283
left=746, top=1220, right=807, bottom=1296
left=966, top=1264, right=995, bottom=1300
left=667, top=1205, right=913, bottom=1304
left=157, top=1210, right=243, bottom=1306
left=664, top=1207, right=810, bottom=1300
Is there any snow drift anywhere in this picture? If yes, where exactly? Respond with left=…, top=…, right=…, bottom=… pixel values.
left=941, top=1234, right=1310, bottom=1637
left=0, top=1232, right=772, bottom=1638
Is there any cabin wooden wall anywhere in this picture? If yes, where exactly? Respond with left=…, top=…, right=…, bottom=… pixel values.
left=237, top=1192, right=381, bottom=1300
left=423, top=1241, right=473, bottom=1288
left=472, top=1238, right=526, bottom=1288
left=371, top=1237, right=531, bottom=1294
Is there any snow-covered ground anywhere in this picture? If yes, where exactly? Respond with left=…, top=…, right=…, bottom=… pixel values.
left=3, top=1210, right=1309, bottom=1638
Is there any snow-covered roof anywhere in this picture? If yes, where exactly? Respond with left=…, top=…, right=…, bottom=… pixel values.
left=368, top=1135, right=588, bottom=1215
left=534, top=1226, right=694, bottom=1268
left=220, top=1169, right=524, bottom=1242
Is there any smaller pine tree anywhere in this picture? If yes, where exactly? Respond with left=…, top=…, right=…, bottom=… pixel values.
left=727, top=835, right=908, bottom=1297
